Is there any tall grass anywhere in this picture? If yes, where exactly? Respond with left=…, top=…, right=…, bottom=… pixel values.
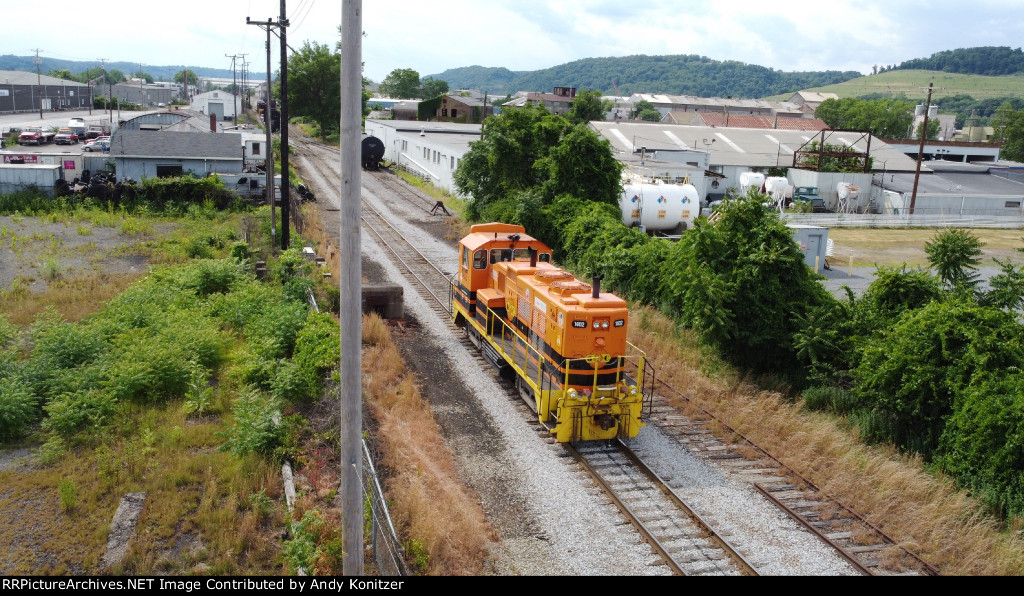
left=360, top=313, right=495, bottom=575
left=628, top=305, right=1024, bottom=575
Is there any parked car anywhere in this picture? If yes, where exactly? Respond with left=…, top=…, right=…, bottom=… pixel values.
left=82, top=137, right=110, bottom=152
left=54, top=128, right=80, bottom=145
left=82, top=126, right=110, bottom=141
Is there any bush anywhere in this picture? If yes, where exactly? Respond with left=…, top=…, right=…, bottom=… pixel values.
left=935, top=372, right=1024, bottom=521
left=246, top=301, right=310, bottom=360
left=294, top=312, right=341, bottom=376
left=0, top=378, right=39, bottom=441
left=43, top=388, right=118, bottom=438
left=852, top=298, right=1024, bottom=459
left=218, top=388, right=303, bottom=462
left=270, top=360, right=317, bottom=403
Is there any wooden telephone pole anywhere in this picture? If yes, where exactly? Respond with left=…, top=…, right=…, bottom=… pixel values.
left=909, top=83, right=936, bottom=215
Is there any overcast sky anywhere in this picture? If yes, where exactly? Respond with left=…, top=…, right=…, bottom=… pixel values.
left=5, top=0, right=1024, bottom=84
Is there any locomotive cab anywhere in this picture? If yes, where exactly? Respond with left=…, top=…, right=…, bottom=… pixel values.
left=451, top=223, right=550, bottom=321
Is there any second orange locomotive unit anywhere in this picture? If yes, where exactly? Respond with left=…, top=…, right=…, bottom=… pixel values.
left=450, top=222, right=652, bottom=442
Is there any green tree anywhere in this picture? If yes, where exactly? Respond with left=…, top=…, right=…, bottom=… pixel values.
left=981, top=258, right=1024, bottom=312
left=852, top=298, right=1024, bottom=460
left=420, top=77, right=449, bottom=99
left=658, top=192, right=835, bottom=373
left=285, top=41, right=341, bottom=139
left=935, top=370, right=1024, bottom=520
left=47, top=69, right=74, bottom=81
left=995, top=104, right=1024, bottom=161
left=537, top=124, right=622, bottom=205
left=915, top=118, right=941, bottom=140
left=174, top=69, right=199, bottom=85
left=925, top=228, right=983, bottom=291
left=453, top=104, right=570, bottom=217
left=566, top=89, right=605, bottom=124
left=633, top=99, right=661, bottom=122
left=815, top=97, right=915, bottom=138
left=379, top=68, right=421, bottom=99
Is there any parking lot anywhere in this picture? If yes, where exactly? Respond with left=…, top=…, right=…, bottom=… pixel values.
left=1, top=107, right=158, bottom=178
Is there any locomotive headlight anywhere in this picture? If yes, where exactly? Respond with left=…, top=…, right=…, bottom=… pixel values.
left=601, top=321, right=609, bottom=329
left=568, top=389, right=578, bottom=399
left=630, top=387, right=637, bottom=395
left=593, top=321, right=600, bottom=329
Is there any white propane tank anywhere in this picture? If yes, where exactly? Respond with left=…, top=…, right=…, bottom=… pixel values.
left=739, top=171, right=765, bottom=194
left=764, top=176, right=791, bottom=197
left=620, top=181, right=699, bottom=232
left=837, top=182, right=860, bottom=200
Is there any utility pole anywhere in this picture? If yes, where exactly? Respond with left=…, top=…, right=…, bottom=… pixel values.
left=247, top=18, right=285, bottom=251
left=340, top=0, right=364, bottom=577
left=279, top=0, right=290, bottom=250
left=225, top=54, right=241, bottom=120
left=98, top=58, right=112, bottom=124
left=909, top=83, right=936, bottom=216
left=33, top=49, right=43, bottom=119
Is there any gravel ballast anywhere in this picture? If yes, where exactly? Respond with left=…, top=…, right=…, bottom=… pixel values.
left=356, top=177, right=863, bottom=576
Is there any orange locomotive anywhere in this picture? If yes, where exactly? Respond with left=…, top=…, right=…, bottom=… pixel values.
left=450, top=222, right=652, bottom=442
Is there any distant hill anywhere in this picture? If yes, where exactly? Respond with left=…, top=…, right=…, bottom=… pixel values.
left=890, top=46, right=1024, bottom=77
left=0, top=55, right=259, bottom=82
left=765, top=70, right=1024, bottom=103
left=429, top=54, right=863, bottom=99
left=422, top=65, right=527, bottom=96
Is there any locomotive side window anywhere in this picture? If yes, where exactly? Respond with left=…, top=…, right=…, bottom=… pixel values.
left=473, top=250, right=487, bottom=270
left=490, top=249, right=512, bottom=264
left=539, top=253, right=551, bottom=263
left=461, top=246, right=469, bottom=270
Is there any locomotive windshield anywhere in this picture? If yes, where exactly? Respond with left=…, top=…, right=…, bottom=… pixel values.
left=490, top=248, right=551, bottom=264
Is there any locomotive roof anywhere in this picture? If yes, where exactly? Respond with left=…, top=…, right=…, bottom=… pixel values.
left=462, top=223, right=548, bottom=252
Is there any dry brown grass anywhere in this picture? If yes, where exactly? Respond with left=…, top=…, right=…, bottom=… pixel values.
left=827, top=228, right=1024, bottom=269
left=628, top=305, right=1024, bottom=576
left=360, top=313, right=497, bottom=575
left=299, top=204, right=341, bottom=280
left=0, top=271, right=146, bottom=326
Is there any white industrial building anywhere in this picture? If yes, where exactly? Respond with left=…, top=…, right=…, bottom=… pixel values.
left=363, top=120, right=481, bottom=193
left=190, top=90, right=241, bottom=121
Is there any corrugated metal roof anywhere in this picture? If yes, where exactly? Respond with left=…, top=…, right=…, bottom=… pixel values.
left=589, top=121, right=924, bottom=172
left=0, top=70, right=89, bottom=87
left=690, top=112, right=829, bottom=131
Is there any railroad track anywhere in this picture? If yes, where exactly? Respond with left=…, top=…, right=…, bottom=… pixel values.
left=643, top=386, right=941, bottom=576
left=290, top=143, right=940, bottom=577
left=570, top=440, right=758, bottom=576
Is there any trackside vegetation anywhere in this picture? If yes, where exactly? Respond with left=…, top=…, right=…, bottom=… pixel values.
left=453, top=104, right=1024, bottom=526
left=0, top=182, right=351, bottom=574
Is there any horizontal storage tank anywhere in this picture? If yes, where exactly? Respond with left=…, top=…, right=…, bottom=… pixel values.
left=764, top=176, right=791, bottom=198
left=620, top=182, right=699, bottom=233
left=739, top=171, right=765, bottom=193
